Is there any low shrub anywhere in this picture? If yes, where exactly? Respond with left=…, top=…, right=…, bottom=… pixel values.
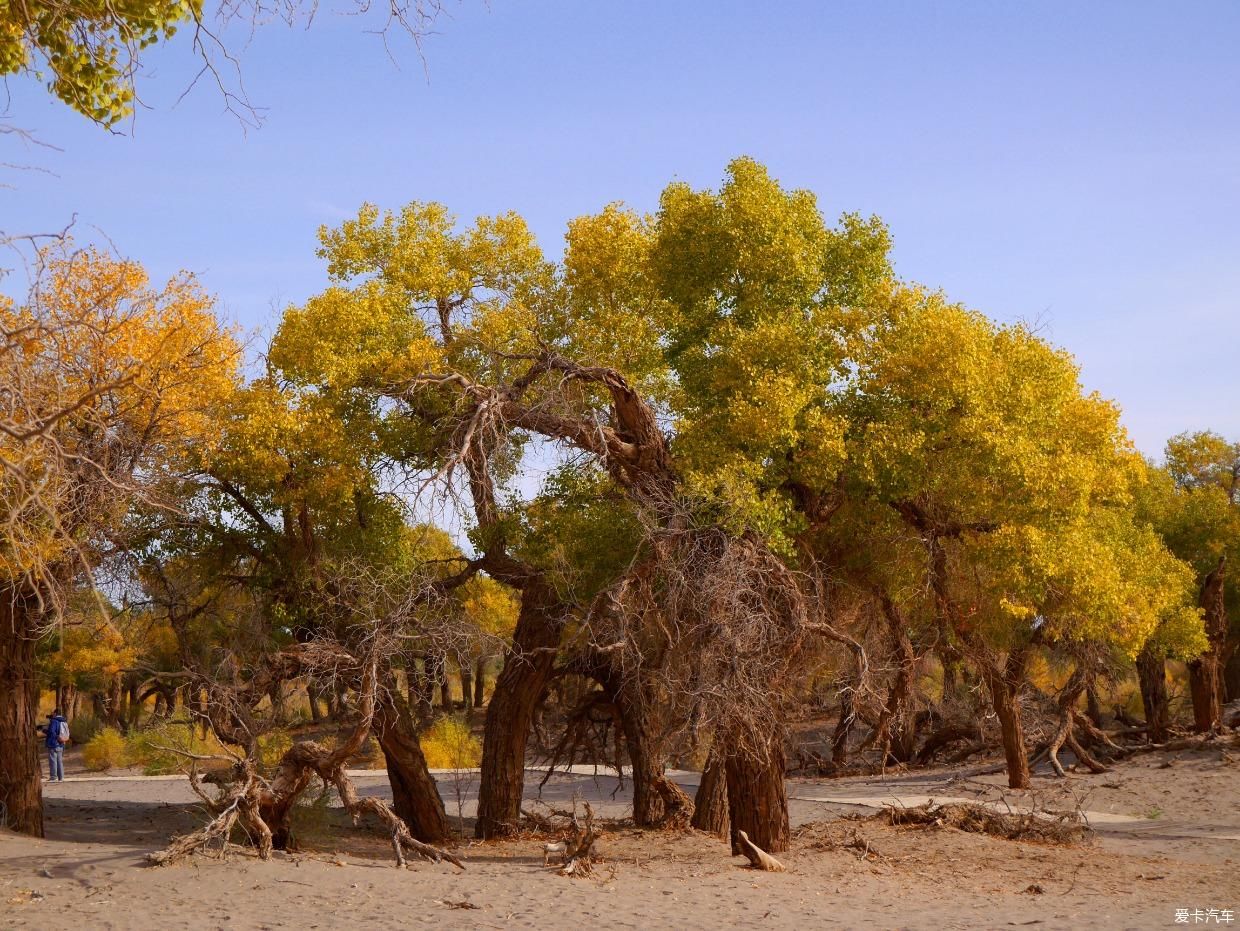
left=420, top=715, right=481, bottom=770
left=81, top=728, right=127, bottom=771
left=125, top=717, right=227, bottom=775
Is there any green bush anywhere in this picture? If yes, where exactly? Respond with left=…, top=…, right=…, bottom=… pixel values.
left=81, top=728, right=127, bottom=771
left=420, top=715, right=481, bottom=770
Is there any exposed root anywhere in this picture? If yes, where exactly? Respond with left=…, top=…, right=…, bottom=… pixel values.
left=652, top=775, right=694, bottom=830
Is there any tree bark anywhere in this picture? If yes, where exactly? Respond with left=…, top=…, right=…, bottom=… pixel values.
left=724, top=735, right=789, bottom=854
left=982, top=647, right=1032, bottom=789
left=426, top=652, right=449, bottom=711
left=474, top=583, right=563, bottom=839
left=611, top=677, right=663, bottom=827
left=1189, top=557, right=1227, bottom=732
left=307, top=682, right=323, bottom=723
left=1136, top=644, right=1170, bottom=742
left=0, top=591, right=42, bottom=836
left=372, top=684, right=451, bottom=843
left=407, top=654, right=433, bottom=723
left=473, top=657, right=486, bottom=708
left=691, top=745, right=729, bottom=836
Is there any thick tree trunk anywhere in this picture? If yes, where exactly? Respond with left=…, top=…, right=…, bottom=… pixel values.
left=991, top=683, right=1030, bottom=788
left=373, top=684, right=451, bottom=843
left=983, top=648, right=1032, bottom=790
left=724, top=735, right=789, bottom=854
left=126, top=676, right=141, bottom=729
left=475, top=584, right=563, bottom=839
left=473, top=658, right=486, bottom=708
left=1136, top=644, right=1170, bottom=742
left=267, top=681, right=286, bottom=725
left=691, top=745, right=729, bottom=836
left=0, top=593, right=42, bottom=836
left=610, top=676, right=663, bottom=827
left=1085, top=686, right=1105, bottom=728
left=1190, top=557, right=1227, bottom=732
left=425, top=652, right=448, bottom=711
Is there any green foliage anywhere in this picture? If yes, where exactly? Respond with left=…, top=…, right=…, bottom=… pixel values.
left=69, top=712, right=103, bottom=745
left=124, top=717, right=225, bottom=775
left=81, top=727, right=127, bottom=771
left=420, top=715, right=480, bottom=770
left=0, top=0, right=201, bottom=126
left=256, top=730, right=293, bottom=774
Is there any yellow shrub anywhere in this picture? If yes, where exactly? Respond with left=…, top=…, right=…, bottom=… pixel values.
left=125, top=717, right=226, bottom=775
left=420, top=716, right=481, bottom=770
left=81, top=728, right=127, bottom=771
left=256, top=730, right=293, bottom=773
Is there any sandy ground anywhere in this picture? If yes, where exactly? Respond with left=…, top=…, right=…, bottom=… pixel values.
left=2, top=745, right=1237, bottom=930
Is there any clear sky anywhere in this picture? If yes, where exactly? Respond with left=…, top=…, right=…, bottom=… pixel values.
left=3, top=0, right=1237, bottom=457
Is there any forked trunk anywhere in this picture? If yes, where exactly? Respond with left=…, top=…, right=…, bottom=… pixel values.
left=724, top=734, right=789, bottom=854
left=1136, top=644, right=1170, bottom=742
left=475, top=584, right=563, bottom=839
left=0, top=592, right=42, bottom=836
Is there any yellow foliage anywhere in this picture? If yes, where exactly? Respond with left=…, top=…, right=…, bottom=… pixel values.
left=125, top=719, right=227, bottom=775
left=420, top=716, right=480, bottom=770
left=81, top=728, right=127, bottom=771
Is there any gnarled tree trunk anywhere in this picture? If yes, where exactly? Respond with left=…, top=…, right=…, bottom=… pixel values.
left=691, top=745, right=729, bottom=836
left=1189, top=557, right=1227, bottom=732
left=982, top=647, right=1032, bottom=789
left=373, top=684, right=450, bottom=843
left=724, top=734, right=789, bottom=854
left=1136, top=644, right=1170, bottom=742
left=475, top=582, right=564, bottom=838
left=595, top=660, right=664, bottom=827
left=0, top=591, right=42, bottom=836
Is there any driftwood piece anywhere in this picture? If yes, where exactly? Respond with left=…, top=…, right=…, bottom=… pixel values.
left=736, top=829, right=786, bottom=872
left=559, top=802, right=599, bottom=877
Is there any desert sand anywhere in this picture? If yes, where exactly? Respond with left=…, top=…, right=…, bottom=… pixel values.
left=2, top=743, right=1237, bottom=930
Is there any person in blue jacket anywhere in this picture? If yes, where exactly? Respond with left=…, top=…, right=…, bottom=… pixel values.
left=36, top=709, right=69, bottom=782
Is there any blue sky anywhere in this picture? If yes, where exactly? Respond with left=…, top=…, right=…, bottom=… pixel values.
left=3, top=0, right=1237, bottom=457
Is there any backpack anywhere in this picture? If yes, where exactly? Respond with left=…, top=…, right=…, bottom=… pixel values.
left=57, top=720, right=69, bottom=744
